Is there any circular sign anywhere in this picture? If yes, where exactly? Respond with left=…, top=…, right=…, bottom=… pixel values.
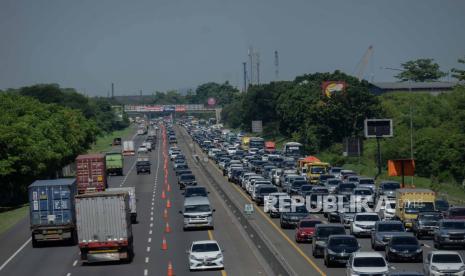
left=207, top=97, right=216, bottom=106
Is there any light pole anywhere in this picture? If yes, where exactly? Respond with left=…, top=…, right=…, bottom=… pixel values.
left=380, top=67, right=414, bottom=161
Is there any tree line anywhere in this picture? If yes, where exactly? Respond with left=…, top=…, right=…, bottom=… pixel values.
left=0, top=84, right=129, bottom=206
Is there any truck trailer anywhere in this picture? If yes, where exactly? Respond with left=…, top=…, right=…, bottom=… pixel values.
left=75, top=191, right=134, bottom=263
left=76, top=154, right=107, bottom=194
left=28, top=179, right=77, bottom=247
left=106, top=187, right=137, bottom=223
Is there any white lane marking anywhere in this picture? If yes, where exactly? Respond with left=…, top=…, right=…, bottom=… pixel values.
left=148, top=238, right=152, bottom=243
left=0, top=238, right=31, bottom=271
left=150, top=212, right=153, bottom=216
left=120, top=160, right=137, bottom=187
left=144, top=269, right=148, bottom=276
left=66, top=273, right=71, bottom=276
left=145, top=257, right=149, bottom=263
left=147, top=246, right=151, bottom=252
left=151, top=202, right=154, bottom=206
left=150, top=217, right=153, bottom=221
left=149, top=230, right=152, bottom=235
left=150, top=223, right=153, bottom=228
left=151, top=207, right=154, bottom=211
left=73, top=260, right=78, bottom=266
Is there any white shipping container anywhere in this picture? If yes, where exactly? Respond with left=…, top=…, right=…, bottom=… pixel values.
left=106, top=187, right=137, bottom=223
left=122, top=140, right=135, bottom=156
left=75, top=191, right=132, bottom=244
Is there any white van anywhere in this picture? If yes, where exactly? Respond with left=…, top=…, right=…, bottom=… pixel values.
left=181, top=197, right=215, bottom=230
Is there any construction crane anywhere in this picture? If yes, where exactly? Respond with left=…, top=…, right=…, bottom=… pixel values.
left=355, top=45, right=374, bottom=81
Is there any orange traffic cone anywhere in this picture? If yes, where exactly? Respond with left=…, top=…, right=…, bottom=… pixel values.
left=166, top=199, right=171, bottom=208
left=161, top=190, right=166, bottom=199
left=163, top=208, right=168, bottom=220
left=162, top=236, right=168, bottom=250
left=165, top=222, right=171, bottom=233
left=167, top=261, right=174, bottom=276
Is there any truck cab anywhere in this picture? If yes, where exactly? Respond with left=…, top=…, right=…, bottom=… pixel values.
left=305, top=162, right=330, bottom=184
left=395, top=188, right=436, bottom=230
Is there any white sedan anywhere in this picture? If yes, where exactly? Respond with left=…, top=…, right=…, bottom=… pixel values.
left=137, top=145, right=148, bottom=154
left=188, top=240, right=224, bottom=271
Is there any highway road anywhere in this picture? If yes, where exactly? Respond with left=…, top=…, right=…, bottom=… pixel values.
left=175, top=124, right=465, bottom=276
left=0, top=127, right=270, bottom=276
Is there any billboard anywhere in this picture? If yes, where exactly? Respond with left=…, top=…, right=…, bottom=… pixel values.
left=364, top=119, right=393, bottom=138
left=322, top=81, right=347, bottom=98
left=251, top=120, right=263, bottom=133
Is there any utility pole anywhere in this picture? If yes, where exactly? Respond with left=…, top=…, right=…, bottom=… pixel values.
left=256, top=51, right=260, bottom=85
left=111, top=83, right=114, bottom=98
left=243, top=62, right=247, bottom=92
left=248, top=47, right=254, bottom=85
left=274, top=50, right=279, bottom=81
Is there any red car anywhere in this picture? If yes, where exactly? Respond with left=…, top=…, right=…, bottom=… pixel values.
left=295, top=218, right=322, bottom=243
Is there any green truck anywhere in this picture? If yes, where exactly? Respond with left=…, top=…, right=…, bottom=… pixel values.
left=106, top=152, right=124, bottom=176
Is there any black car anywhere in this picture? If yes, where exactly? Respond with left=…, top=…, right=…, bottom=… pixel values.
left=176, top=169, right=192, bottom=177
left=412, top=211, right=443, bottom=239
left=269, top=197, right=291, bottom=218
left=288, top=180, right=308, bottom=195
left=335, top=183, right=356, bottom=196
left=312, top=224, right=346, bottom=258
left=280, top=205, right=309, bottom=229
left=254, top=185, right=278, bottom=205
left=183, top=187, right=209, bottom=198
left=435, top=199, right=450, bottom=213
left=136, top=160, right=151, bottom=174
left=178, top=174, right=197, bottom=190
left=385, top=235, right=423, bottom=262
left=174, top=164, right=189, bottom=174
left=324, top=235, right=359, bottom=267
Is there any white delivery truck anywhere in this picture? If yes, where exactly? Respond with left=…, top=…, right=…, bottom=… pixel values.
left=122, top=140, right=135, bottom=156
left=106, top=187, right=137, bottom=223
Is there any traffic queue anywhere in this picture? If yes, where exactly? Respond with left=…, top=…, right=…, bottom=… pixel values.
left=180, top=118, right=465, bottom=276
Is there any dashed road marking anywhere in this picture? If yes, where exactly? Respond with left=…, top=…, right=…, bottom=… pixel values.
left=148, top=237, right=152, bottom=243
left=144, top=269, right=148, bottom=276
left=72, top=260, right=78, bottom=267
left=145, top=257, right=149, bottom=263
left=66, top=273, right=71, bottom=276
left=0, top=238, right=31, bottom=272
left=147, top=246, right=151, bottom=252
left=149, top=230, right=152, bottom=235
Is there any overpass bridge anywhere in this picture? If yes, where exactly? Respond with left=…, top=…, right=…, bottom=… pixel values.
left=123, top=104, right=222, bottom=122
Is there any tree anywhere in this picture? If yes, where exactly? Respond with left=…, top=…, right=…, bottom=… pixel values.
left=451, top=57, right=465, bottom=81
left=394, top=58, right=446, bottom=82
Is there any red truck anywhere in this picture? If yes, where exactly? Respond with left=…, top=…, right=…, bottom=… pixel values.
left=265, top=141, right=276, bottom=153
left=76, top=154, right=107, bottom=194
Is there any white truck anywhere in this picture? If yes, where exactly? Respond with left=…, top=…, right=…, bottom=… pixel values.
left=122, top=140, right=135, bottom=156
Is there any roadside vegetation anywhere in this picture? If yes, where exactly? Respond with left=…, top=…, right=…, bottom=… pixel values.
left=0, top=84, right=129, bottom=206
left=0, top=205, right=29, bottom=235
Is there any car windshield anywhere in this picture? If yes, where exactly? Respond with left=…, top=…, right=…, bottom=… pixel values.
left=404, top=202, right=435, bottom=213
left=301, top=186, right=312, bottom=191
left=311, top=167, right=325, bottom=174
left=359, top=179, right=374, bottom=184
left=432, top=254, right=462, bottom=263
left=327, top=180, right=341, bottom=186
left=300, top=221, right=321, bottom=227
left=181, top=175, right=195, bottom=181
left=330, top=168, right=341, bottom=173
left=185, top=204, right=211, bottom=213
left=259, top=187, right=278, bottom=194
left=442, top=221, right=465, bottom=229
left=328, top=237, right=357, bottom=247
left=192, top=243, right=219, bottom=252
left=317, top=227, right=345, bottom=237
left=293, top=205, right=308, bottom=213
left=356, top=214, right=379, bottom=222
left=339, top=184, right=355, bottom=191
left=185, top=188, right=207, bottom=197
left=353, top=257, right=386, bottom=267
left=378, top=223, right=404, bottom=232
left=292, top=181, right=306, bottom=188
left=382, top=183, right=400, bottom=190
left=436, top=200, right=449, bottom=210
left=391, top=236, right=418, bottom=245
left=354, top=189, right=372, bottom=195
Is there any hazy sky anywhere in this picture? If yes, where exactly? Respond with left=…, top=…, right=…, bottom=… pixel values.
left=1, top=0, right=464, bottom=96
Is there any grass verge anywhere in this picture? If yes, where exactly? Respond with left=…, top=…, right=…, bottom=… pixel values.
left=87, top=126, right=134, bottom=154
left=0, top=205, right=29, bottom=236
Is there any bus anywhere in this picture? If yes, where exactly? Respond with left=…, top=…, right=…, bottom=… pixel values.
left=283, top=142, right=303, bottom=157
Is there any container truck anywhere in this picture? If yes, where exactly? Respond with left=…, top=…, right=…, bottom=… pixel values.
left=122, top=140, right=135, bottom=156
left=105, top=152, right=124, bottom=176
left=75, top=191, right=134, bottom=263
left=395, top=188, right=436, bottom=230
left=76, top=154, right=107, bottom=194
left=28, top=179, right=77, bottom=247
left=106, top=187, right=137, bottom=223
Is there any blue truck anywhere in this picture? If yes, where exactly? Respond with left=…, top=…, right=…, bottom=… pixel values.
left=29, top=179, right=77, bottom=247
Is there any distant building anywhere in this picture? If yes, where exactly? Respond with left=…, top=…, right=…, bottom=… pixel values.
left=369, top=82, right=461, bottom=95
